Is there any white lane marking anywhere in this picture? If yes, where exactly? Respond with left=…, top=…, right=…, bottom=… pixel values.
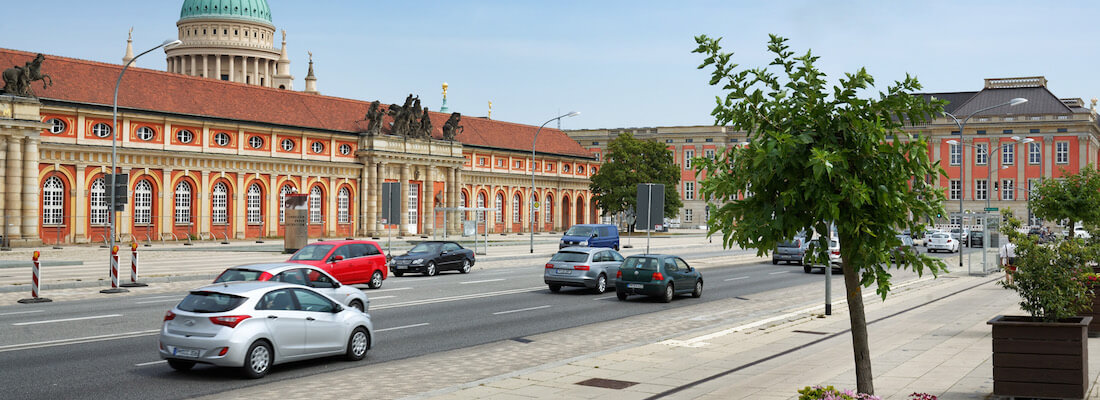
left=135, top=360, right=167, bottom=367
left=459, top=278, right=505, bottom=285
left=768, top=271, right=792, bottom=275
left=370, top=287, right=412, bottom=293
left=376, top=323, right=429, bottom=332
left=725, top=276, right=750, bottom=281
left=134, top=299, right=180, bottom=305
left=372, top=287, right=543, bottom=310
left=12, top=314, right=123, bottom=326
left=136, top=295, right=181, bottom=300
left=370, top=296, right=396, bottom=300
left=493, top=305, right=551, bottom=315
left=0, top=329, right=160, bottom=353
left=0, top=310, right=45, bottom=316
left=593, top=295, right=617, bottom=301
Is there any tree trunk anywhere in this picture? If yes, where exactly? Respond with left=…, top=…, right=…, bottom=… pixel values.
left=839, top=231, right=874, bottom=394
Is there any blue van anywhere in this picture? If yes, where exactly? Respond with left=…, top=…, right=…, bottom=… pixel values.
left=560, top=224, right=620, bottom=250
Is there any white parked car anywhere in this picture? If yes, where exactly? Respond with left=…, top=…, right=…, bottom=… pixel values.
left=1062, top=226, right=1092, bottom=240
left=926, top=233, right=959, bottom=253
left=159, top=281, right=374, bottom=378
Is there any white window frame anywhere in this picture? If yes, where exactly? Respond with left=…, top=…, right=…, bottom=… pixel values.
left=1056, top=141, right=1069, bottom=164
left=311, top=141, right=324, bottom=154
left=212, top=182, right=228, bottom=224
left=705, top=149, right=716, bottom=160
left=339, top=144, right=352, bottom=155
left=174, top=181, right=192, bottom=224
left=176, top=129, right=194, bottom=144
left=684, top=150, right=694, bottom=169
left=47, top=118, right=66, bottom=134
left=134, top=180, right=152, bottom=224
left=949, top=143, right=961, bottom=166
left=136, top=126, right=155, bottom=141
left=949, top=179, right=960, bottom=201
left=310, top=186, right=323, bottom=224
left=248, top=136, right=264, bottom=149
left=1002, top=179, right=1014, bottom=200
left=407, top=183, right=419, bottom=229
left=975, top=179, right=988, bottom=201
left=476, top=193, right=486, bottom=223
left=975, top=143, right=988, bottom=165
left=685, top=209, right=693, bottom=222
left=1001, top=143, right=1014, bottom=166
left=512, top=194, right=521, bottom=223
left=337, top=187, right=349, bottom=223
left=684, top=181, right=695, bottom=200
left=1028, top=178, right=1039, bottom=201
left=281, top=139, right=295, bottom=152
left=545, top=195, right=553, bottom=223
left=92, top=123, right=112, bottom=138
left=91, top=178, right=108, bottom=225
left=247, top=184, right=262, bottom=224
left=43, top=176, right=64, bottom=225
left=495, top=193, right=504, bottom=223
left=213, top=132, right=231, bottom=147
left=1028, top=142, right=1041, bottom=165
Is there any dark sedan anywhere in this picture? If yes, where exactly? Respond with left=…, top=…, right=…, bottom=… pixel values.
left=389, top=241, right=475, bottom=277
left=614, top=254, right=702, bottom=303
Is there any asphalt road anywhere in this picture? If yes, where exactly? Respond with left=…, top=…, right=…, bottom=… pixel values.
left=0, top=244, right=972, bottom=400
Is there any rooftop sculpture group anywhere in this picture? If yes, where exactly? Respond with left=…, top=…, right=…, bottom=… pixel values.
left=1, top=53, right=52, bottom=98
left=362, top=94, right=463, bottom=141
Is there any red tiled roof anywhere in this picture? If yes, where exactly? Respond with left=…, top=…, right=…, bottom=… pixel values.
left=0, top=48, right=591, bottom=158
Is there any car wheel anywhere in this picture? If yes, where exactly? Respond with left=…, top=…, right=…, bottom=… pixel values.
left=424, top=262, right=437, bottom=277
left=548, top=284, right=561, bottom=293
left=772, top=259, right=778, bottom=265
left=661, top=283, right=674, bottom=303
left=349, top=299, right=364, bottom=313
left=393, top=271, right=404, bottom=277
left=593, top=274, right=607, bottom=294
left=241, top=340, right=272, bottom=379
left=345, top=327, right=370, bottom=361
left=692, top=280, right=703, bottom=298
left=616, top=289, right=627, bottom=301
left=167, top=359, right=195, bottom=371
left=460, top=259, right=472, bottom=274
left=367, top=270, right=384, bottom=289
left=804, top=265, right=812, bottom=273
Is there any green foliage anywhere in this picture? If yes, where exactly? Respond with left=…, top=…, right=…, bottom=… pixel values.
left=1030, top=166, right=1100, bottom=237
left=797, top=385, right=879, bottom=400
left=691, top=34, right=948, bottom=299
left=589, top=132, right=683, bottom=219
left=999, top=209, right=1095, bottom=322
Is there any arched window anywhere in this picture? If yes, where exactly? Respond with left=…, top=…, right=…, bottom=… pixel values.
left=279, top=184, right=295, bottom=223
left=175, top=181, right=192, bottom=224
left=247, top=184, right=262, bottom=224
left=43, top=177, right=64, bottom=225
left=337, top=187, right=350, bottom=223
left=212, top=182, right=228, bottom=224
left=460, top=191, right=468, bottom=221
left=512, top=194, right=521, bottom=223
left=495, top=193, right=504, bottom=223
left=545, top=194, right=553, bottom=223
left=476, top=192, right=486, bottom=223
left=310, top=186, right=322, bottom=224
left=90, top=178, right=108, bottom=225
left=134, top=180, right=152, bottom=224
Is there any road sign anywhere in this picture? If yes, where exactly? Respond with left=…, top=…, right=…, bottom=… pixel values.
left=985, top=207, right=998, bottom=212
left=381, top=182, right=401, bottom=225
left=533, top=201, right=540, bottom=211
left=636, top=183, right=665, bottom=231
left=106, top=173, right=128, bottom=211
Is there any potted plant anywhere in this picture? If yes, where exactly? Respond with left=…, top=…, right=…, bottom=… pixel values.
left=988, top=210, right=1094, bottom=399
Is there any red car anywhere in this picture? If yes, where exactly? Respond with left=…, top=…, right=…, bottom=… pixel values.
left=287, top=240, right=388, bottom=288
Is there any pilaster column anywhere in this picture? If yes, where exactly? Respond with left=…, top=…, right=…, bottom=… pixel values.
left=215, top=55, right=222, bottom=80
left=21, top=136, right=40, bottom=242
left=1044, top=139, right=1053, bottom=179
left=5, top=136, right=24, bottom=238
left=75, top=164, right=88, bottom=241
left=190, top=55, right=196, bottom=77
left=374, top=162, right=384, bottom=236
left=424, top=166, right=435, bottom=235
left=267, top=174, right=278, bottom=237
left=1080, top=135, right=1089, bottom=170
left=229, top=56, right=235, bottom=82
left=448, top=167, right=458, bottom=235
left=399, top=164, right=410, bottom=236
left=361, top=163, right=372, bottom=235
left=962, top=138, right=973, bottom=203
left=162, top=169, right=173, bottom=239
left=235, top=173, right=246, bottom=239
left=199, top=171, right=210, bottom=235
left=553, top=190, right=562, bottom=232
left=0, top=138, right=6, bottom=232
left=202, top=54, right=208, bottom=78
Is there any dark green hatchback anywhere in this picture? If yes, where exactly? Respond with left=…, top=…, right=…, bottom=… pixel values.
left=614, top=254, right=702, bottom=303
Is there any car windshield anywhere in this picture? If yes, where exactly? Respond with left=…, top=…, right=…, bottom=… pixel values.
left=550, top=251, right=589, bottom=263
left=565, top=226, right=595, bottom=236
left=214, top=269, right=263, bottom=283
left=932, top=233, right=949, bottom=239
left=289, top=244, right=334, bottom=261
left=409, top=243, right=440, bottom=253
left=622, top=257, right=659, bottom=270
left=778, top=238, right=803, bottom=247
left=177, top=291, right=246, bottom=313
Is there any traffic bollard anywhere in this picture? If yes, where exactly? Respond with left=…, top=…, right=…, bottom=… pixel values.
left=18, top=251, right=53, bottom=303
left=101, top=245, right=129, bottom=294
left=121, top=242, right=148, bottom=287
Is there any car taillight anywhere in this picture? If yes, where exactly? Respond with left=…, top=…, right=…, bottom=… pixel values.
left=574, top=265, right=590, bottom=271
left=796, top=239, right=802, bottom=247
left=164, top=310, right=176, bottom=321
left=831, top=250, right=840, bottom=256
left=652, top=272, right=664, bottom=281
left=209, top=315, right=251, bottom=328
left=217, top=347, right=229, bottom=356
left=545, top=263, right=554, bottom=269
left=616, top=270, right=622, bottom=278
left=259, top=271, right=274, bottom=281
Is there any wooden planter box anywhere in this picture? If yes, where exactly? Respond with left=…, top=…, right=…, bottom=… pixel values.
left=988, top=315, right=1091, bottom=399
left=1084, top=287, right=1100, bottom=337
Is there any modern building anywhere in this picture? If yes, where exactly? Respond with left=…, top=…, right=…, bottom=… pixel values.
left=0, top=0, right=599, bottom=247
left=566, top=77, right=1100, bottom=230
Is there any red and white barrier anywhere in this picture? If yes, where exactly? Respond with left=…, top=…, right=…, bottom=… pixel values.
left=18, top=251, right=52, bottom=303
left=121, top=242, right=147, bottom=287
left=101, top=245, right=129, bottom=293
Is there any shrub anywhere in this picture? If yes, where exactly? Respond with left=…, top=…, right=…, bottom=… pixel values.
left=999, top=209, right=1095, bottom=321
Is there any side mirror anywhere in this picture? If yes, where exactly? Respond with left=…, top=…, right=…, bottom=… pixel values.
left=332, top=305, right=343, bottom=313
left=331, top=255, right=345, bottom=262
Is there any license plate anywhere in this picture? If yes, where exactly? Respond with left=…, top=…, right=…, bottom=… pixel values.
left=396, top=265, right=406, bottom=269
left=173, top=347, right=199, bottom=357
left=555, top=269, right=571, bottom=275
left=627, top=283, right=643, bottom=289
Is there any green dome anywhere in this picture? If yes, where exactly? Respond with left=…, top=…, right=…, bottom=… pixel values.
left=180, top=0, right=272, bottom=26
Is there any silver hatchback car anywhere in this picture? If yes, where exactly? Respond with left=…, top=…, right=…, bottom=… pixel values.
left=544, top=247, right=624, bottom=294
left=159, top=281, right=374, bottom=379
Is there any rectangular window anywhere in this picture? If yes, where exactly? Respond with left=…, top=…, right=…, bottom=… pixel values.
left=685, top=139, right=693, bottom=143
left=949, top=143, right=961, bottom=166
left=684, top=150, right=694, bottom=169
left=705, top=149, right=715, bottom=160
left=684, top=181, right=695, bottom=200
left=975, top=179, right=988, bottom=201
left=949, top=180, right=960, bottom=201
left=705, top=138, right=713, bottom=142
left=1001, top=143, right=1014, bottom=166
left=513, top=160, right=522, bottom=169
left=1028, top=178, right=1039, bottom=200
left=950, top=216, right=960, bottom=225
left=478, top=157, right=486, bottom=166
left=1003, top=129, right=1013, bottom=134
left=407, top=183, right=419, bottom=227
left=976, top=130, right=986, bottom=135
left=684, top=209, right=693, bottom=222
left=1002, top=179, right=1014, bottom=200
left=247, top=188, right=261, bottom=224
left=975, top=143, right=988, bottom=165
left=1029, top=142, right=1041, bottom=165
left=1057, top=128, right=1068, bottom=132
left=1056, top=141, right=1069, bottom=164
left=1030, top=129, right=1040, bottom=133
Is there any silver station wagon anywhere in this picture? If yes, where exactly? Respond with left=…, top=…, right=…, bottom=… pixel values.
left=544, top=247, right=624, bottom=294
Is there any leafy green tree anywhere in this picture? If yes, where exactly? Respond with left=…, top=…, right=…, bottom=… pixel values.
left=589, top=132, right=683, bottom=223
left=1030, top=166, right=1100, bottom=237
left=692, top=34, right=948, bottom=394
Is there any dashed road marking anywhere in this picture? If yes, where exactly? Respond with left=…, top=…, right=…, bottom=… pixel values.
left=13, top=314, right=122, bottom=326
left=0, top=310, right=45, bottom=316
left=724, top=276, right=749, bottom=281
left=493, top=305, right=551, bottom=315
left=376, top=323, right=429, bottom=332
left=459, top=278, right=506, bottom=285
left=135, top=360, right=167, bottom=367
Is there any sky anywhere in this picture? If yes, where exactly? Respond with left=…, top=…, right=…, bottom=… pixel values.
left=2, top=1, right=1098, bottom=130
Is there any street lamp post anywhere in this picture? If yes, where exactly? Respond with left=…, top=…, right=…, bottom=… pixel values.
left=531, top=112, right=580, bottom=253
left=103, top=39, right=180, bottom=294
left=943, top=97, right=1026, bottom=274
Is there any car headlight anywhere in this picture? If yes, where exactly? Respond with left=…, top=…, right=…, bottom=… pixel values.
left=580, top=241, right=588, bottom=246
left=412, top=258, right=424, bottom=264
